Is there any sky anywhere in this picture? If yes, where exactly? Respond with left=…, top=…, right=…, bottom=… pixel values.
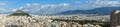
left=0, top=0, right=120, bottom=14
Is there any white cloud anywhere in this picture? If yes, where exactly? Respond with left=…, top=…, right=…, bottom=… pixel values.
left=26, top=3, right=30, bottom=7
left=41, top=4, right=58, bottom=9
left=59, top=3, right=69, bottom=7
left=88, top=1, right=120, bottom=7
left=0, top=8, right=16, bottom=14
left=21, top=3, right=72, bottom=14
left=25, top=3, right=40, bottom=8
left=0, top=8, right=8, bottom=12
left=73, top=0, right=120, bottom=10
left=0, top=2, right=7, bottom=6
left=18, top=1, right=120, bottom=14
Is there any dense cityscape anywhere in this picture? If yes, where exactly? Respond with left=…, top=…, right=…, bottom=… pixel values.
left=1, top=0, right=120, bottom=27
left=0, top=9, right=110, bottom=27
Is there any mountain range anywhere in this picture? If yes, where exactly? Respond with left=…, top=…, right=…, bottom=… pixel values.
left=57, top=6, right=120, bottom=15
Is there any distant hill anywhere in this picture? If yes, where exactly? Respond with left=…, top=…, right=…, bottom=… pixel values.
left=9, top=9, right=31, bottom=16
left=57, top=7, right=120, bottom=15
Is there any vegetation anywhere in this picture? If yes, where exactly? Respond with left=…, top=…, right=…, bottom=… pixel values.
left=53, top=19, right=109, bottom=27
left=9, top=12, right=30, bottom=16
left=5, top=25, right=23, bottom=27
left=11, top=25, right=23, bottom=27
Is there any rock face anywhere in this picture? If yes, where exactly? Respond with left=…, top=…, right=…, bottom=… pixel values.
left=9, top=9, right=30, bottom=16
left=110, top=10, right=120, bottom=27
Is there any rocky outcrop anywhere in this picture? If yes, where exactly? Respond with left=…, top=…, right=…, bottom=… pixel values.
left=110, top=10, right=120, bottom=27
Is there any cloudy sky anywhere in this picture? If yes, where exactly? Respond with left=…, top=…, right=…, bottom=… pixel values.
left=0, top=0, right=120, bottom=14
